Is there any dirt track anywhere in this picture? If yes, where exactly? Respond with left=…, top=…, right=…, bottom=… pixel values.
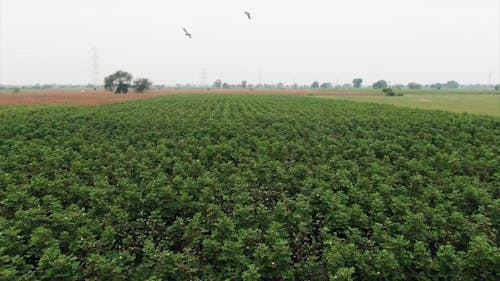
left=0, top=89, right=383, bottom=106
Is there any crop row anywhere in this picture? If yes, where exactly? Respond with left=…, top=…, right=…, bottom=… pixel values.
left=0, top=95, right=498, bottom=280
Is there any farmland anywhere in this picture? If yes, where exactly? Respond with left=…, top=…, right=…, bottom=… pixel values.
left=1, top=89, right=498, bottom=118
left=0, top=89, right=381, bottom=106
left=0, top=95, right=498, bottom=280
left=320, top=92, right=500, bottom=117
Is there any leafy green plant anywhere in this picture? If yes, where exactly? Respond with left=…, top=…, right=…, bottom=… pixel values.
left=383, top=87, right=395, bottom=96
left=0, top=95, right=497, bottom=279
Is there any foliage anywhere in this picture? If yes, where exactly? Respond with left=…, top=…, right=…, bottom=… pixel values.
left=311, top=81, right=319, bottom=88
left=213, top=79, right=222, bottom=88
left=431, top=81, right=460, bottom=90
left=116, top=82, right=129, bottom=94
left=320, top=82, right=332, bottom=89
left=383, top=87, right=396, bottom=96
left=445, top=80, right=460, bottom=89
left=382, top=88, right=403, bottom=97
left=495, top=85, right=500, bottom=91
left=407, top=82, right=422, bottom=89
left=431, top=83, right=443, bottom=90
left=373, top=80, right=388, bottom=89
left=133, top=78, right=153, bottom=93
left=352, top=78, right=363, bottom=88
left=0, top=95, right=498, bottom=280
left=104, top=71, right=133, bottom=94
left=241, top=80, right=248, bottom=89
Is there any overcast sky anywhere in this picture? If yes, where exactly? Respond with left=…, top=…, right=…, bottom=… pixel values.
left=0, top=0, right=498, bottom=86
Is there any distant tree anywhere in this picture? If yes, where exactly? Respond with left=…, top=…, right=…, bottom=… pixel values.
left=133, top=78, right=153, bottom=93
left=352, top=78, right=363, bottom=88
left=277, top=82, right=285, bottom=89
left=104, top=71, right=133, bottom=94
left=445, top=80, right=460, bottom=89
left=373, top=80, right=388, bottom=89
left=311, top=81, right=320, bottom=88
left=320, top=82, right=333, bottom=89
left=431, top=83, right=443, bottom=90
left=495, top=85, right=500, bottom=91
left=213, top=79, right=222, bottom=88
left=241, top=80, right=248, bottom=88
left=407, top=82, right=422, bottom=89
left=222, top=82, right=230, bottom=89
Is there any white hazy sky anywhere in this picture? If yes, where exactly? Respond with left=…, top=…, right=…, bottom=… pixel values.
left=0, top=0, right=499, bottom=85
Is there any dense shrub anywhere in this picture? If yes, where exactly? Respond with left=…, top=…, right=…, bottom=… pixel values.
left=0, top=95, right=498, bottom=280
left=381, top=88, right=393, bottom=96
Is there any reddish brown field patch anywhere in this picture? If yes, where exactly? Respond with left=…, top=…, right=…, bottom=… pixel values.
left=0, top=89, right=382, bottom=106
left=0, top=90, right=165, bottom=106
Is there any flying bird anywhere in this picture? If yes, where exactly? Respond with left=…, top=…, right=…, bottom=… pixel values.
left=183, top=27, right=192, bottom=39
left=244, top=11, right=251, bottom=20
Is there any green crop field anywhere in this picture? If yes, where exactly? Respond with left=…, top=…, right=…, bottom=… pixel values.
left=318, top=92, right=500, bottom=117
left=0, top=95, right=498, bottom=280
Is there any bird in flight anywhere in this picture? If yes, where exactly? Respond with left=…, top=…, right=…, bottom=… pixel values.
left=183, top=27, right=192, bottom=39
left=244, top=11, right=251, bottom=20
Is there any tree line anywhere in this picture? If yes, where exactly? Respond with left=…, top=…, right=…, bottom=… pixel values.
left=204, top=79, right=470, bottom=90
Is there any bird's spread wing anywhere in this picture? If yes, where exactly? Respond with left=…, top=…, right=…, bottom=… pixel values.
left=182, top=28, right=192, bottom=38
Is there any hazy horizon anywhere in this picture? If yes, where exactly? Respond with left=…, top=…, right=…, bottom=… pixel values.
left=0, top=0, right=499, bottom=86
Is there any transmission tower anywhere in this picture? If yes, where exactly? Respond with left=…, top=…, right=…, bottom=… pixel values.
left=90, top=47, right=100, bottom=86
